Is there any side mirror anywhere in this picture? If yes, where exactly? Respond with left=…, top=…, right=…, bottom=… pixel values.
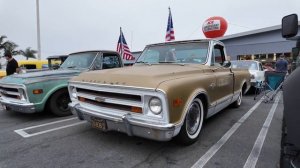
left=223, top=61, right=231, bottom=68
left=282, top=14, right=298, bottom=38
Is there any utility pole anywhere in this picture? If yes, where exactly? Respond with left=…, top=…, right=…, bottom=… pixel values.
left=36, top=0, right=41, bottom=60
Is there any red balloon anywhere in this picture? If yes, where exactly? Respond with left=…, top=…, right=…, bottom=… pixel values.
left=202, top=16, right=228, bottom=38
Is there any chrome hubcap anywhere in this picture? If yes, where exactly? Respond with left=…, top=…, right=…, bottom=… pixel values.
left=186, top=101, right=201, bottom=135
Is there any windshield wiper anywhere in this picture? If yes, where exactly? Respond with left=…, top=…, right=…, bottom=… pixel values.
left=158, top=61, right=185, bottom=66
left=158, top=61, right=176, bottom=63
left=136, top=61, right=148, bottom=64
left=136, top=61, right=153, bottom=65
left=66, top=66, right=76, bottom=69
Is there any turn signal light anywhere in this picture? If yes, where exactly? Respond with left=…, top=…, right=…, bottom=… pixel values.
left=173, top=98, right=183, bottom=107
left=131, top=106, right=142, bottom=113
left=33, top=89, right=43, bottom=94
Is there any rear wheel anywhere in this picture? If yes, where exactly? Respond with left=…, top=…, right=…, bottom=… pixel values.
left=232, top=91, right=242, bottom=108
left=175, top=98, right=204, bottom=145
left=48, top=89, right=71, bottom=117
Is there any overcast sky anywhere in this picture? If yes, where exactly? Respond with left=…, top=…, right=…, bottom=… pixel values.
left=0, top=0, right=299, bottom=60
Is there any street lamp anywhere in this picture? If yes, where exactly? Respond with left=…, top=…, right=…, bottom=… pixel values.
left=36, top=0, right=41, bottom=60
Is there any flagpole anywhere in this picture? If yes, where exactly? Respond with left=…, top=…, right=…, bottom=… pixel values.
left=36, top=0, right=41, bottom=60
left=131, top=30, right=133, bottom=51
left=120, top=27, right=123, bottom=59
left=166, top=7, right=175, bottom=41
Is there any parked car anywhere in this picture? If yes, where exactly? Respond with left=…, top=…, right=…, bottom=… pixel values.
left=0, top=70, right=5, bottom=79
left=0, top=50, right=123, bottom=116
left=47, top=55, right=69, bottom=70
left=0, top=59, right=49, bottom=78
left=68, top=40, right=251, bottom=144
left=20, top=55, right=69, bottom=73
left=19, top=60, right=49, bottom=70
left=231, top=60, right=265, bottom=88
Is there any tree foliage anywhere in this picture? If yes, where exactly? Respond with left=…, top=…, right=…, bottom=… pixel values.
left=0, top=35, right=37, bottom=59
left=20, top=47, right=37, bottom=60
left=3, top=41, right=20, bottom=56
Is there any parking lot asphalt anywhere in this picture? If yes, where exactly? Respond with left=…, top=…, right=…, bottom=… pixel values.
left=0, top=92, right=283, bottom=168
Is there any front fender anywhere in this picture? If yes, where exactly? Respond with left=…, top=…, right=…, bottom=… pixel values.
left=26, top=79, right=69, bottom=112
left=157, top=75, right=214, bottom=124
left=180, top=89, right=209, bottom=123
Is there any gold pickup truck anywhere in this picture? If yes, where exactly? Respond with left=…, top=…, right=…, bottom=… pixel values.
left=68, top=39, right=251, bottom=145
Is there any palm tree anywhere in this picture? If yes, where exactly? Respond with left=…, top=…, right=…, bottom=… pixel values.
left=0, top=35, right=7, bottom=51
left=0, top=35, right=8, bottom=57
left=3, top=41, right=20, bottom=56
left=20, top=47, right=37, bottom=60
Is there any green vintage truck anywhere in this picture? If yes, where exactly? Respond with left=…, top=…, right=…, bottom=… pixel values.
left=69, top=40, right=251, bottom=144
left=0, top=50, right=123, bottom=116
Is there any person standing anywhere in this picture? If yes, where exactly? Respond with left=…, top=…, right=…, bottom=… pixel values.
left=275, top=54, right=288, bottom=73
left=5, top=52, right=19, bottom=75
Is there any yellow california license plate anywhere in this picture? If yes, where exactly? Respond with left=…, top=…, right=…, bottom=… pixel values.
left=91, top=117, right=107, bottom=131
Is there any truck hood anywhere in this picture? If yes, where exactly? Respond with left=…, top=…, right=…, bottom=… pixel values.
left=71, top=64, right=206, bottom=89
left=0, top=69, right=82, bottom=85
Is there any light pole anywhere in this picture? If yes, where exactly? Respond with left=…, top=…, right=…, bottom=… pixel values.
left=36, top=0, right=41, bottom=60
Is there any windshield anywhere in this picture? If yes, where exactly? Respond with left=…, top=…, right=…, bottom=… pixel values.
left=60, top=52, right=97, bottom=69
left=231, top=61, right=258, bottom=70
left=136, top=42, right=209, bottom=64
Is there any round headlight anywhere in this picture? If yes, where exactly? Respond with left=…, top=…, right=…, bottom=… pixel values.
left=149, top=97, right=162, bottom=115
left=71, top=87, right=77, bottom=98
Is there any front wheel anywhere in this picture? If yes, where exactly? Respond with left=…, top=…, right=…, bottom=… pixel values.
left=175, top=98, right=204, bottom=145
left=48, top=89, right=72, bottom=117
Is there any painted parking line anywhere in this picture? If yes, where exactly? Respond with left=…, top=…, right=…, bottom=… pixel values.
left=243, top=93, right=281, bottom=168
left=14, top=117, right=86, bottom=138
left=191, top=97, right=264, bottom=168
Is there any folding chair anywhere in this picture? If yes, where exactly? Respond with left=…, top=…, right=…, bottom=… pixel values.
left=254, top=71, right=286, bottom=103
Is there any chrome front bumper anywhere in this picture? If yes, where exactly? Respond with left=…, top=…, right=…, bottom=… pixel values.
left=0, top=97, right=36, bottom=113
left=69, top=102, right=180, bottom=141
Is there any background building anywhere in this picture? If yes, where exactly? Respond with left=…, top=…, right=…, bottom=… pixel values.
left=217, top=22, right=300, bottom=66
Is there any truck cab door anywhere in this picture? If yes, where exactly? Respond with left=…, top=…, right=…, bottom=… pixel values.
left=211, top=43, right=234, bottom=113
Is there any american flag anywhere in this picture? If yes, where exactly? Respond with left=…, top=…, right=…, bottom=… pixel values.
left=165, top=7, right=175, bottom=41
left=116, top=28, right=134, bottom=60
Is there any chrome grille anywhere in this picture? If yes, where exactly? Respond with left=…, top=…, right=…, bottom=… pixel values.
left=69, top=82, right=169, bottom=122
left=77, top=88, right=142, bottom=102
left=0, top=84, right=26, bottom=101
left=75, top=86, right=144, bottom=113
